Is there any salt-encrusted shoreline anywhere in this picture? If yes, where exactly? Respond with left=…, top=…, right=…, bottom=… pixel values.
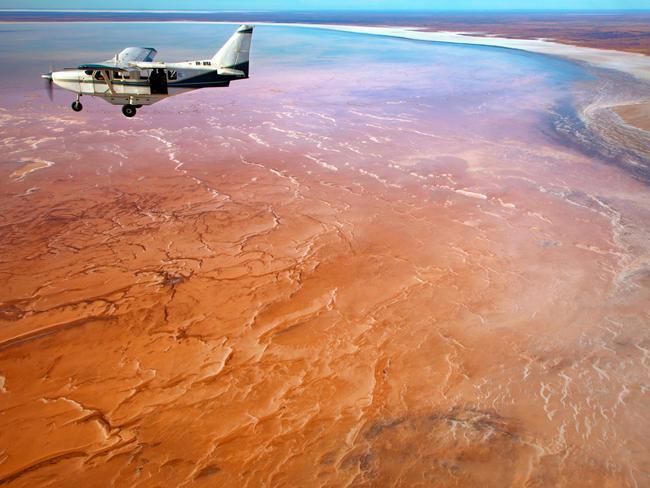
left=265, top=23, right=650, bottom=84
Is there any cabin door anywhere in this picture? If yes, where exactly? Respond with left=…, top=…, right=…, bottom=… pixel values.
left=149, top=69, right=168, bottom=95
left=92, top=70, right=108, bottom=95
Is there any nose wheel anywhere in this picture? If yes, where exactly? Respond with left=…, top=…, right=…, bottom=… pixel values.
left=122, top=105, right=137, bottom=118
left=71, top=94, right=83, bottom=112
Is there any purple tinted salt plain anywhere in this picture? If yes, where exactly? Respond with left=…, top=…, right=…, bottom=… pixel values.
left=0, top=22, right=649, bottom=487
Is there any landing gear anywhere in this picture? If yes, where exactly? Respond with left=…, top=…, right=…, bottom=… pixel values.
left=122, top=104, right=137, bottom=118
left=71, top=94, right=82, bottom=112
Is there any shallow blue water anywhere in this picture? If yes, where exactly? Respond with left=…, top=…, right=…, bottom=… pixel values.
left=2, top=20, right=621, bottom=169
left=0, top=22, right=589, bottom=93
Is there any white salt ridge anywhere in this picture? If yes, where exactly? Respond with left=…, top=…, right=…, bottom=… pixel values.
left=148, top=133, right=184, bottom=172
left=11, top=158, right=55, bottom=181
left=305, top=154, right=338, bottom=172
left=349, top=110, right=413, bottom=123
left=455, top=189, right=488, bottom=200
left=248, top=133, right=270, bottom=147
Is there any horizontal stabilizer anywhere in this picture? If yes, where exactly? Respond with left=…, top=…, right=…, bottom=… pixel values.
left=217, top=67, right=245, bottom=77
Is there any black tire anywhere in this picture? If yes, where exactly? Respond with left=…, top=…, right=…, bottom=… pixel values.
left=134, top=105, right=143, bottom=109
left=122, top=105, right=137, bottom=118
left=71, top=101, right=83, bottom=112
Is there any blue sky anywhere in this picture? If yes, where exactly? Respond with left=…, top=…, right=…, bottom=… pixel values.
left=0, top=0, right=648, bottom=9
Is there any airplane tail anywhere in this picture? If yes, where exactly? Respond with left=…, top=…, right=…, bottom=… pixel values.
left=212, top=24, right=254, bottom=77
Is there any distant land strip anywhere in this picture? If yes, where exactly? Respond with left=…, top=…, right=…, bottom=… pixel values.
left=1, top=10, right=650, bottom=55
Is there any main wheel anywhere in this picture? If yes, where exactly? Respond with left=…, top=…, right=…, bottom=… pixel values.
left=71, top=101, right=83, bottom=112
left=122, top=105, right=137, bottom=118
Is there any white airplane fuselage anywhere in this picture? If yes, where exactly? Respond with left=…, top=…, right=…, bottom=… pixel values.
left=43, top=24, right=253, bottom=117
left=52, top=61, right=229, bottom=106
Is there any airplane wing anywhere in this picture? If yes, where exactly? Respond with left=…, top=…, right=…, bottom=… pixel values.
left=79, top=47, right=158, bottom=71
left=128, top=61, right=167, bottom=69
left=77, top=63, right=129, bottom=71
left=109, top=47, right=157, bottom=64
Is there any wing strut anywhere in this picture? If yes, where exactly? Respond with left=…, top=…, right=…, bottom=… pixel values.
left=101, top=70, right=116, bottom=95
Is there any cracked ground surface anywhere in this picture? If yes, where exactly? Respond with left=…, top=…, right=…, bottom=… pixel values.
left=1, top=23, right=650, bottom=487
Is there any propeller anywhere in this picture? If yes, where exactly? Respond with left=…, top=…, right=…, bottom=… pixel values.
left=41, top=63, right=54, bottom=101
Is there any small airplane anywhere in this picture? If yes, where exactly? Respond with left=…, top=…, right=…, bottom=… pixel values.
left=41, top=24, right=253, bottom=117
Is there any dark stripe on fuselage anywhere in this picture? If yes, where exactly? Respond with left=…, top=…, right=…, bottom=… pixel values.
left=169, top=81, right=231, bottom=88
left=168, top=70, right=241, bottom=88
left=78, top=69, right=243, bottom=90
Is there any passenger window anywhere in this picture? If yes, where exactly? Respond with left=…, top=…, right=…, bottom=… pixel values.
left=203, top=61, right=211, bottom=66
left=167, top=70, right=178, bottom=80
left=94, top=71, right=104, bottom=80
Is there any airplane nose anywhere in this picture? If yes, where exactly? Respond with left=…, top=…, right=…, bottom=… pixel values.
left=46, top=70, right=82, bottom=94
left=42, top=72, right=54, bottom=101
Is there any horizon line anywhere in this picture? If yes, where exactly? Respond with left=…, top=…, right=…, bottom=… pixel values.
left=2, top=8, right=650, bottom=13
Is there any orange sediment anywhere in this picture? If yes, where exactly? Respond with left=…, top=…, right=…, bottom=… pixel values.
left=0, top=69, right=649, bottom=486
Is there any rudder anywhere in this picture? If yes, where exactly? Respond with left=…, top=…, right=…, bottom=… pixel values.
left=212, top=24, right=254, bottom=77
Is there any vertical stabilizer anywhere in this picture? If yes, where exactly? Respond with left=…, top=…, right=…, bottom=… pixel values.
left=212, top=25, right=254, bottom=77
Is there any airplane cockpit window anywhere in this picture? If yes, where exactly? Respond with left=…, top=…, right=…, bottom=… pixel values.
left=84, top=70, right=93, bottom=75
